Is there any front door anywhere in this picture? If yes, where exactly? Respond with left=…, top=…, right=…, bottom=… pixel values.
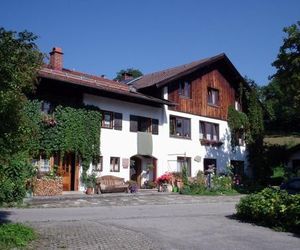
left=130, top=157, right=142, bottom=187
left=61, top=153, right=78, bottom=191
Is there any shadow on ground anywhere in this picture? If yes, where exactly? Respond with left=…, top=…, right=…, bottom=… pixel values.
left=0, top=211, right=11, bottom=223
left=225, top=214, right=300, bottom=238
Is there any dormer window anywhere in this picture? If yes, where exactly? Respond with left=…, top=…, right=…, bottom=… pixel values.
left=208, top=88, right=219, bottom=106
left=179, top=81, right=191, bottom=98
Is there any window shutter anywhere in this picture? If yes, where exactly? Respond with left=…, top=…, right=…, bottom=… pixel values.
left=152, top=119, right=159, bottom=135
left=130, top=115, right=138, bottom=132
left=114, top=112, right=122, bottom=130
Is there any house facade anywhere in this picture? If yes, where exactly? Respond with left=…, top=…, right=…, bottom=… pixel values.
left=34, top=47, right=247, bottom=192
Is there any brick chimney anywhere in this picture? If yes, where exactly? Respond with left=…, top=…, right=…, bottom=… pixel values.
left=49, top=47, right=63, bottom=70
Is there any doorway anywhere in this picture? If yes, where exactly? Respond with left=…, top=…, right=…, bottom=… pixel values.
left=130, top=156, right=142, bottom=187
left=130, top=155, right=157, bottom=188
left=59, top=153, right=79, bottom=191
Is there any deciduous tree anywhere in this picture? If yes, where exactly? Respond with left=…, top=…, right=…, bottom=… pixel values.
left=0, top=27, right=43, bottom=204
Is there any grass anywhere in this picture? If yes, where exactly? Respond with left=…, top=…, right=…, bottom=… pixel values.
left=264, top=135, right=300, bottom=148
left=0, top=223, right=37, bottom=249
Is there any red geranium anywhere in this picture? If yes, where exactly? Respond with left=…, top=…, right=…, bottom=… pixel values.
left=156, top=172, right=172, bottom=185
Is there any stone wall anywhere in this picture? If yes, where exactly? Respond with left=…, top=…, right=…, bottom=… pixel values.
left=33, top=177, right=63, bottom=196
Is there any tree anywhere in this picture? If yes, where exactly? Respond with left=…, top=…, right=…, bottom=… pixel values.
left=263, top=21, right=300, bottom=132
left=0, top=27, right=43, bottom=204
left=114, top=68, right=143, bottom=81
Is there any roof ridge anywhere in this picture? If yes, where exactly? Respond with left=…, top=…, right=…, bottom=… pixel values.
left=132, top=53, right=226, bottom=89
left=139, top=53, right=226, bottom=79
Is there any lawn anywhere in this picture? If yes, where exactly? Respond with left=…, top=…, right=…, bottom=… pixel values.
left=0, top=223, right=36, bottom=249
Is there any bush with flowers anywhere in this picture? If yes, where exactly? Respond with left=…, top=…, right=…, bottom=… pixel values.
left=156, top=172, right=172, bottom=185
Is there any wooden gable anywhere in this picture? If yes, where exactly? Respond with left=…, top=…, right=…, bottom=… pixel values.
left=168, top=68, right=236, bottom=121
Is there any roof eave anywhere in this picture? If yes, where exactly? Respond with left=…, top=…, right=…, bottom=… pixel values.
left=38, top=70, right=176, bottom=107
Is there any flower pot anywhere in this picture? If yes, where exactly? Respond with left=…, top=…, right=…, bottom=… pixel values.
left=176, top=180, right=183, bottom=190
left=86, top=187, right=94, bottom=195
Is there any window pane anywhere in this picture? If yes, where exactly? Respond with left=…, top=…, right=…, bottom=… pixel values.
left=183, top=119, right=190, bottom=138
left=208, top=88, right=219, bottom=105
left=170, top=116, right=175, bottom=135
left=102, top=111, right=112, bottom=128
left=152, top=119, right=159, bottom=135
left=114, top=113, right=122, bottom=130
left=177, top=157, right=191, bottom=177
left=170, top=116, right=190, bottom=139
left=110, top=157, right=120, bottom=172
left=130, top=115, right=138, bottom=132
left=93, top=156, right=103, bottom=171
left=176, top=118, right=183, bottom=136
left=139, top=117, right=151, bottom=132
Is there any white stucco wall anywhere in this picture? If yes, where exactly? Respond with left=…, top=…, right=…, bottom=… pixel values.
left=78, top=91, right=247, bottom=190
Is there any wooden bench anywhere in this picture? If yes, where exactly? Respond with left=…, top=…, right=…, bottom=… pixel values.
left=96, top=175, right=129, bottom=194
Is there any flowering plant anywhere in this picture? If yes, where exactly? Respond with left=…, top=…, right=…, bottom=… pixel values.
left=156, top=172, right=172, bottom=185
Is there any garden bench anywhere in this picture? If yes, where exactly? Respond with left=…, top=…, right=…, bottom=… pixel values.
left=96, top=175, right=129, bottom=194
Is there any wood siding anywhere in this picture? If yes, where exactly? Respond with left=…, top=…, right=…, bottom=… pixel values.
left=168, top=69, right=236, bottom=120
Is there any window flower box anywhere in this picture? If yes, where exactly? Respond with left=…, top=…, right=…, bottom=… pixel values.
left=200, top=139, right=223, bottom=147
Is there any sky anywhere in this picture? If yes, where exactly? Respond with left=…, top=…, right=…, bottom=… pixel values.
left=1, top=0, right=299, bottom=85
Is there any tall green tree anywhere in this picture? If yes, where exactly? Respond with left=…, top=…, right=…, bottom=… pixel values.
left=263, top=21, right=300, bottom=132
left=114, top=68, right=143, bottom=81
left=0, top=27, right=43, bottom=204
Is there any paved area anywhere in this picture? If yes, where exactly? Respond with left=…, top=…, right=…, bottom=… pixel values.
left=2, top=193, right=300, bottom=250
left=24, top=192, right=244, bottom=208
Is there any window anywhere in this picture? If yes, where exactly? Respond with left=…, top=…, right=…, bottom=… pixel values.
left=130, top=115, right=159, bottom=135
left=208, top=88, right=219, bottom=106
left=234, top=129, right=245, bottom=146
left=170, top=115, right=191, bottom=139
left=177, top=157, right=191, bottom=177
left=114, top=113, right=122, bottom=130
left=203, top=158, right=217, bottom=174
left=102, top=111, right=113, bottom=128
left=92, top=156, right=103, bottom=172
left=235, top=100, right=242, bottom=111
left=200, top=121, right=219, bottom=141
left=292, top=160, right=300, bottom=173
left=230, top=160, right=244, bottom=176
left=110, top=157, right=120, bottom=172
left=179, top=81, right=191, bottom=98
left=152, top=119, right=159, bottom=135
left=41, top=101, right=52, bottom=114
left=101, top=111, right=123, bottom=130
left=32, top=156, right=51, bottom=172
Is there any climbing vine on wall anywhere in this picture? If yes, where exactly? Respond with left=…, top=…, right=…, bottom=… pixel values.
left=228, top=106, right=250, bottom=146
left=227, top=79, right=267, bottom=182
left=24, top=100, right=102, bottom=177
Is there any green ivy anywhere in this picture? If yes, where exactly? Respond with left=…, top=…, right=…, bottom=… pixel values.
left=228, top=106, right=250, bottom=146
left=227, top=80, right=267, bottom=182
left=24, top=100, right=102, bottom=179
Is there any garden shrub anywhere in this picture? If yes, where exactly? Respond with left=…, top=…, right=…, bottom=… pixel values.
left=236, top=188, right=300, bottom=233
left=180, top=173, right=235, bottom=195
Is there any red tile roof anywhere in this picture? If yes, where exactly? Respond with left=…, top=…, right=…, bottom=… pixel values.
left=38, top=67, right=175, bottom=106
left=132, top=53, right=242, bottom=89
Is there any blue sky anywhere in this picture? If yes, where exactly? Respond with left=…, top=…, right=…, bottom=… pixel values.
left=1, top=0, right=299, bottom=85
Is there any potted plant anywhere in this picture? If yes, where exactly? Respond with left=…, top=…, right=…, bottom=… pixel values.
left=83, top=173, right=96, bottom=195
left=156, top=172, right=172, bottom=192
